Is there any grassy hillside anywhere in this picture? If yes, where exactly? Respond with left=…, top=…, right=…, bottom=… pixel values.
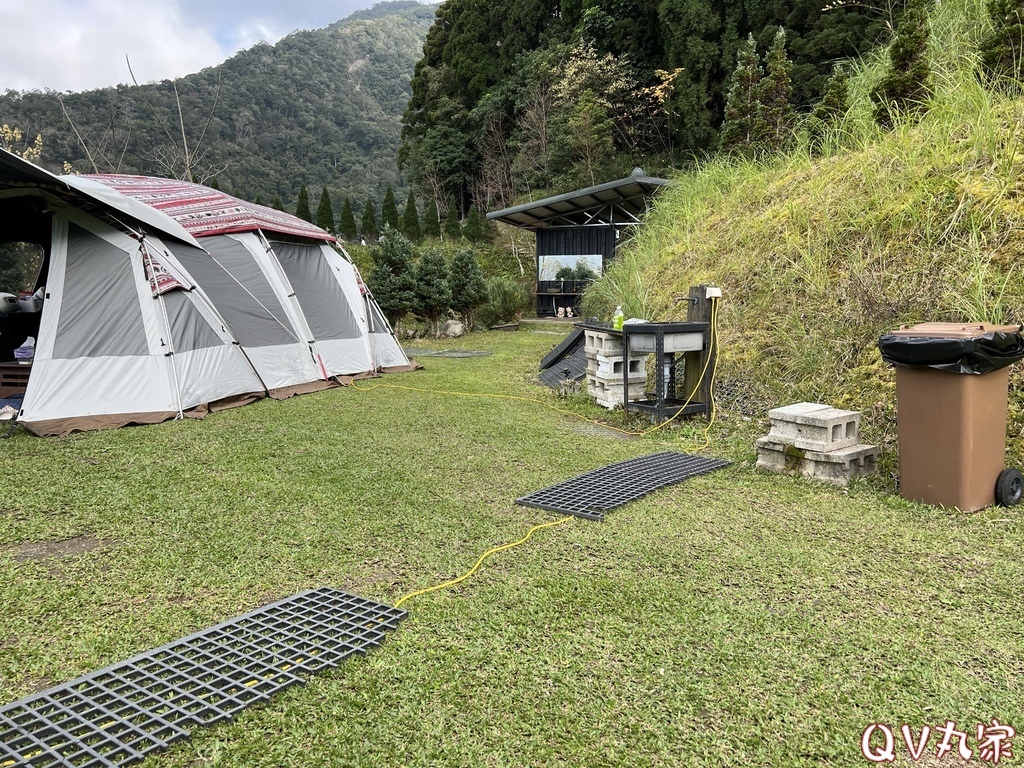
left=586, top=0, right=1024, bottom=477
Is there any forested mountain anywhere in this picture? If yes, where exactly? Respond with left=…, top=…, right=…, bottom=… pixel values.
left=0, top=1, right=436, bottom=209
left=400, top=0, right=891, bottom=212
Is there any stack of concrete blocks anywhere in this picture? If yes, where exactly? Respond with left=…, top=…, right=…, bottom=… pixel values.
left=755, top=402, right=879, bottom=486
left=584, top=329, right=646, bottom=410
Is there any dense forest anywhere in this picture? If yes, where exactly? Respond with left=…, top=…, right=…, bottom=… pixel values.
left=0, top=1, right=436, bottom=211
left=399, top=0, right=893, bottom=212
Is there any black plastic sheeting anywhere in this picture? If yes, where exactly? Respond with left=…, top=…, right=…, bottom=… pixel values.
left=516, top=451, right=731, bottom=521
left=0, top=589, right=405, bottom=768
left=878, top=327, right=1024, bottom=374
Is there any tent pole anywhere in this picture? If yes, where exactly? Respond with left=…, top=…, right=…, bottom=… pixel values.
left=141, top=239, right=185, bottom=420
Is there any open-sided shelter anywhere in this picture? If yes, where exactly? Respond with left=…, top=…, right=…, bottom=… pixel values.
left=487, top=169, right=669, bottom=317
left=0, top=149, right=411, bottom=435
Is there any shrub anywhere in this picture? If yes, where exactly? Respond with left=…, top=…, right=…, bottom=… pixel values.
left=476, top=276, right=532, bottom=328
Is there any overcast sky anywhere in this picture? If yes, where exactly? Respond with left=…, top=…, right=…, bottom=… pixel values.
left=1, top=0, right=404, bottom=93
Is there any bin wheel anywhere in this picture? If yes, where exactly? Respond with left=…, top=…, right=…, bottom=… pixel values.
left=995, top=468, right=1024, bottom=507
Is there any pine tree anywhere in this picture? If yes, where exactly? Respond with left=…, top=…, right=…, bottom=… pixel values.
left=316, top=187, right=334, bottom=233
left=719, top=34, right=766, bottom=154
left=368, top=226, right=417, bottom=327
left=401, top=190, right=422, bottom=241
left=381, top=185, right=401, bottom=231
left=443, top=195, right=462, bottom=240
left=271, top=195, right=285, bottom=211
left=980, top=0, right=1024, bottom=81
left=448, top=248, right=489, bottom=330
left=423, top=197, right=441, bottom=238
left=339, top=197, right=358, bottom=241
left=361, top=198, right=379, bottom=242
left=254, top=194, right=265, bottom=206
left=870, top=0, right=932, bottom=128
left=413, top=247, right=452, bottom=337
left=464, top=207, right=489, bottom=243
left=295, top=183, right=313, bottom=222
left=208, top=177, right=220, bottom=190
left=806, top=65, right=849, bottom=152
left=758, top=28, right=796, bottom=148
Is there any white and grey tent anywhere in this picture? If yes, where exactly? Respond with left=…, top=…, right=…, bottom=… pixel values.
left=0, top=150, right=413, bottom=435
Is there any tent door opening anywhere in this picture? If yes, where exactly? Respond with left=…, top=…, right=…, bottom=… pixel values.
left=0, top=197, right=50, bottom=410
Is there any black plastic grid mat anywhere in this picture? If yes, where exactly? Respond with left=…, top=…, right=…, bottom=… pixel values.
left=0, top=588, right=405, bottom=768
left=538, top=344, right=587, bottom=389
left=516, top=451, right=731, bottom=521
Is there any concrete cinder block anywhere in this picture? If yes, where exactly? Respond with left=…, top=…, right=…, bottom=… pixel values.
left=586, top=354, right=647, bottom=379
left=587, top=374, right=646, bottom=409
left=584, top=330, right=623, bottom=357
left=755, top=436, right=879, bottom=487
left=768, top=401, right=862, bottom=451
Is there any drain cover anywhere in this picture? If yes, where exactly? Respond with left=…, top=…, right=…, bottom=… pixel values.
left=516, top=451, right=731, bottom=521
left=0, top=588, right=404, bottom=768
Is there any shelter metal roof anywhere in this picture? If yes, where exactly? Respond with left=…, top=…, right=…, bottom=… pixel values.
left=487, top=170, right=669, bottom=230
left=83, top=174, right=334, bottom=242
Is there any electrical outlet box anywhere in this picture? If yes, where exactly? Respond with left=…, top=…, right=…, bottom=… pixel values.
left=706, top=286, right=723, bottom=299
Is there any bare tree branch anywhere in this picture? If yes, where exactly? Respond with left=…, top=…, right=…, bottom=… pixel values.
left=57, top=95, right=99, bottom=173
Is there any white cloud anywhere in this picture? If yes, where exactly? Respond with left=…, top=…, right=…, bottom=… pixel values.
left=0, top=0, right=421, bottom=93
left=223, top=19, right=293, bottom=53
left=0, top=0, right=227, bottom=92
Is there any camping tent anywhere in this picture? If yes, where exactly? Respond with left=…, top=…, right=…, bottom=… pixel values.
left=81, top=174, right=413, bottom=381
left=0, top=149, right=412, bottom=435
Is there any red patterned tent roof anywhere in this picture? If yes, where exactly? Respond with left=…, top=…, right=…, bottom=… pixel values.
left=81, top=174, right=335, bottom=242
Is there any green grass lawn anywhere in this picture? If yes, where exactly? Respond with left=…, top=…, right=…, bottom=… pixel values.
left=1, top=329, right=1021, bottom=767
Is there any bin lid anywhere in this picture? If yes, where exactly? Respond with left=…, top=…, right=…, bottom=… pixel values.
left=879, top=322, right=1024, bottom=374
left=887, top=322, right=1022, bottom=338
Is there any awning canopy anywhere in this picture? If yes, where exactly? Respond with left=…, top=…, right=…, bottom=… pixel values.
left=82, top=174, right=335, bottom=242
left=0, top=148, right=202, bottom=247
left=487, top=169, right=669, bottom=229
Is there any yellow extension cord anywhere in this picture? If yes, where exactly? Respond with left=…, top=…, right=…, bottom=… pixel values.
left=364, top=299, right=721, bottom=609
left=393, top=516, right=572, bottom=609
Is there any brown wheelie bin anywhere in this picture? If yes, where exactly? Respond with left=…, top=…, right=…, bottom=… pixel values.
left=878, top=322, right=1024, bottom=511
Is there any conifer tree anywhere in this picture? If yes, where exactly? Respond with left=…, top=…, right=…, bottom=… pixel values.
left=413, top=247, right=452, bottom=337
left=806, top=65, right=849, bottom=152
left=423, top=197, right=441, bottom=238
left=361, top=197, right=379, bottom=242
left=381, top=185, right=401, bottom=231
left=870, top=0, right=932, bottom=128
left=368, top=225, right=415, bottom=326
left=254, top=195, right=265, bottom=206
left=443, top=195, right=462, bottom=240
left=271, top=195, right=285, bottom=211
left=719, top=34, right=766, bottom=154
left=401, top=190, right=421, bottom=241
left=316, top=187, right=334, bottom=232
left=338, top=197, right=358, bottom=241
left=464, top=207, right=489, bottom=243
left=295, top=183, right=313, bottom=222
left=980, top=0, right=1024, bottom=81
left=208, top=177, right=220, bottom=190
left=448, top=248, right=489, bottom=330
left=758, top=28, right=796, bottom=148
